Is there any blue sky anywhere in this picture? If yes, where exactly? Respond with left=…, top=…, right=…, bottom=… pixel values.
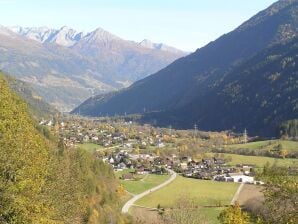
left=0, top=0, right=277, bottom=51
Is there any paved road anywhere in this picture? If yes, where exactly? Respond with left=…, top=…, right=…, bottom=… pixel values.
left=121, top=169, right=177, bottom=213
left=231, top=183, right=244, bottom=205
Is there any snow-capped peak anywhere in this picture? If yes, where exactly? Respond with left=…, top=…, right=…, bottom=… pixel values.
left=7, top=26, right=85, bottom=47
left=48, top=26, right=84, bottom=47
left=6, top=25, right=186, bottom=54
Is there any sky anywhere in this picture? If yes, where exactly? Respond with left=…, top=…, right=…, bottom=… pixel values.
left=0, top=0, right=277, bottom=51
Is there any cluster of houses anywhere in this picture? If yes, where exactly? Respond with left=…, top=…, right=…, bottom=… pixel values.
left=40, top=119, right=129, bottom=146
left=40, top=118, right=168, bottom=150
left=103, top=151, right=257, bottom=184
left=102, top=150, right=168, bottom=180
left=177, top=157, right=256, bottom=184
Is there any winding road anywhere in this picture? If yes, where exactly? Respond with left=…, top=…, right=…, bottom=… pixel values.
left=121, top=169, right=177, bottom=213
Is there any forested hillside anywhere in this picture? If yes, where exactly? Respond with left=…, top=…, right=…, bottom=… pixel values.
left=0, top=75, right=131, bottom=223
left=1, top=72, right=57, bottom=118
left=280, top=119, right=298, bottom=139
left=162, top=37, right=298, bottom=136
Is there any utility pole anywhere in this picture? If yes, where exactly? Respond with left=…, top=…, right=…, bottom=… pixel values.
left=194, top=124, right=198, bottom=141
left=243, top=129, right=248, bottom=144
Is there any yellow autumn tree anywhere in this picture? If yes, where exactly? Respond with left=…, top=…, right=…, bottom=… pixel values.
left=0, top=73, right=137, bottom=224
left=0, top=75, right=52, bottom=223
left=218, top=202, right=250, bottom=224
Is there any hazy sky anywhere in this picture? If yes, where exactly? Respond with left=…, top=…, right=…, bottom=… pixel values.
left=0, top=0, right=277, bottom=51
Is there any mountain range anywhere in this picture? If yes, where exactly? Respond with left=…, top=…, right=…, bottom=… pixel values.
left=0, top=25, right=186, bottom=111
left=9, top=26, right=184, bottom=54
left=73, top=0, right=298, bottom=137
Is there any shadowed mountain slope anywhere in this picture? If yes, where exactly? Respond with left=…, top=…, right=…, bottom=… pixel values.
left=73, top=0, right=298, bottom=136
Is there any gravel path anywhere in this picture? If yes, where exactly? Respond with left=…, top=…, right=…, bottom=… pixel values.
left=231, top=183, right=244, bottom=205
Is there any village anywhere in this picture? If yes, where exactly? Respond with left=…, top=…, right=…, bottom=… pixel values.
left=103, top=149, right=258, bottom=184
left=40, top=116, right=261, bottom=185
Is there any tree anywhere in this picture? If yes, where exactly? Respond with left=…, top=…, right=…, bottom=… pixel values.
left=257, top=164, right=298, bottom=224
left=156, top=148, right=161, bottom=157
left=0, top=75, right=52, bottom=223
left=0, top=74, right=131, bottom=224
left=279, top=149, right=288, bottom=159
left=218, top=202, right=250, bottom=224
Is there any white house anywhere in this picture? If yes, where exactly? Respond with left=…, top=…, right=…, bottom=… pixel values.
left=83, top=135, right=89, bottom=142
left=47, top=120, right=53, bottom=126
left=228, top=173, right=254, bottom=183
left=109, top=157, right=115, bottom=164
left=92, top=136, right=99, bottom=141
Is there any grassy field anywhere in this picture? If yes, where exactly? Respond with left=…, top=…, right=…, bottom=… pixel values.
left=77, top=143, right=104, bottom=153
left=131, top=206, right=223, bottom=224
left=135, top=176, right=238, bottom=208
left=207, top=153, right=298, bottom=167
left=134, top=176, right=238, bottom=223
left=115, top=168, right=135, bottom=179
left=198, top=207, right=224, bottom=224
left=226, top=140, right=298, bottom=152
left=115, top=169, right=170, bottom=195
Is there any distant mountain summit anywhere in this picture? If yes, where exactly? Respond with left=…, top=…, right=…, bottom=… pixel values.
left=0, top=25, right=187, bottom=111
left=9, top=26, right=84, bottom=47
left=139, top=39, right=185, bottom=54
left=79, top=27, right=121, bottom=44
left=73, top=0, right=298, bottom=137
left=50, top=26, right=84, bottom=47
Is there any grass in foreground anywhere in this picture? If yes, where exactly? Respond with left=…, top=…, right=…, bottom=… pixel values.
left=199, top=207, right=224, bottom=224
left=207, top=153, right=298, bottom=167
left=131, top=206, right=223, bottom=224
left=135, top=176, right=238, bottom=208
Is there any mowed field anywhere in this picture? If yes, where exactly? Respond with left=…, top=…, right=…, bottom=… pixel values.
left=206, top=153, right=298, bottom=167
left=226, top=140, right=298, bottom=152
left=121, top=174, right=170, bottom=195
left=115, top=169, right=170, bottom=195
left=133, top=176, right=239, bottom=223
left=135, top=176, right=238, bottom=207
